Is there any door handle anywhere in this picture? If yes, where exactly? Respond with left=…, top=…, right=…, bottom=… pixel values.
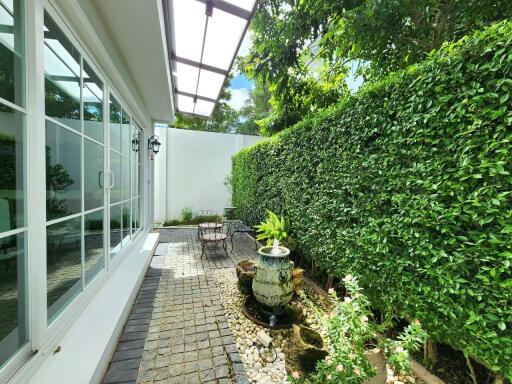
left=109, top=171, right=115, bottom=189
left=98, top=171, right=103, bottom=188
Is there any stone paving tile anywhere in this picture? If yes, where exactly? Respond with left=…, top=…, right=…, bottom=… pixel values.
left=102, top=228, right=257, bottom=384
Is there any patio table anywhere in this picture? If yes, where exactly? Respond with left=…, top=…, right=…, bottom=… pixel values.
left=196, top=222, right=223, bottom=240
left=198, top=222, right=223, bottom=231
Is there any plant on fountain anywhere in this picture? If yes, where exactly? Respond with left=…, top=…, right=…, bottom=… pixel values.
left=255, top=210, right=297, bottom=250
left=291, top=275, right=427, bottom=383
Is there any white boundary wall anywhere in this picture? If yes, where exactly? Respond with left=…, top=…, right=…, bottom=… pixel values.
left=154, top=128, right=264, bottom=221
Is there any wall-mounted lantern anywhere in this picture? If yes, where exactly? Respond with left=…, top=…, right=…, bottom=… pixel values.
left=131, top=133, right=140, bottom=152
left=148, top=135, right=161, bottom=160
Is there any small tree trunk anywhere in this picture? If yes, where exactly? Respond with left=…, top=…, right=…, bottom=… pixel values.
left=465, top=356, right=478, bottom=384
left=326, top=274, right=334, bottom=290
left=423, top=339, right=438, bottom=366
left=494, top=376, right=504, bottom=384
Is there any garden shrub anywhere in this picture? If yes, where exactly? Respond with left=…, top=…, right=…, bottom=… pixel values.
left=232, top=21, right=512, bottom=377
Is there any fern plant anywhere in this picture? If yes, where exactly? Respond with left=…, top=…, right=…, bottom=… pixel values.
left=255, top=210, right=292, bottom=247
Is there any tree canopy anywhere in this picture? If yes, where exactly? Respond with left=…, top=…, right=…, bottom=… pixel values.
left=240, top=0, right=512, bottom=134
left=173, top=84, right=241, bottom=133
left=173, top=76, right=271, bottom=136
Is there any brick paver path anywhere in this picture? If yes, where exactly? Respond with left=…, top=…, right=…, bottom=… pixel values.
left=103, top=228, right=257, bottom=384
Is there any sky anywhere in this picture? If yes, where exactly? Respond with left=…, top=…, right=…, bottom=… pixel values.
left=228, top=74, right=253, bottom=111
left=227, top=33, right=254, bottom=111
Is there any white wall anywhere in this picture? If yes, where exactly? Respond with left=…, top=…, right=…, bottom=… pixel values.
left=154, top=128, right=264, bottom=221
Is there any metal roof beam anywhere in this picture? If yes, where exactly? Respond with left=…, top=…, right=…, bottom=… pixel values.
left=175, top=90, right=217, bottom=103
left=173, top=55, right=228, bottom=76
left=195, top=0, right=251, bottom=20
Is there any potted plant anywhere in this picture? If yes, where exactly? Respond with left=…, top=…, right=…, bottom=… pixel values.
left=236, top=259, right=256, bottom=294
left=293, top=268, right=304, bottom=293
left=293, top=324, right=329, bottom=373
left=254, top=210, right=296, bottom=251
left=292, top=275, right=427, bottom=384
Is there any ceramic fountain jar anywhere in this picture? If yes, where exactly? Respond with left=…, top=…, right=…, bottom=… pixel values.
left=252, top=240, right=294, bottom=313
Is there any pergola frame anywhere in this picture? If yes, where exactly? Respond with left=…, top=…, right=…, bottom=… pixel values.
left=163, top=0, right=259, bottom=118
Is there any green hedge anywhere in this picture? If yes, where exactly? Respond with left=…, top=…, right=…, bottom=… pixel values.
left=233, top=21, right=512, bottom=377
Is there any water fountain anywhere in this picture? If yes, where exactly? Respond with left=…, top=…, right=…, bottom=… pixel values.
left=243, top=239, right=304, bottom=328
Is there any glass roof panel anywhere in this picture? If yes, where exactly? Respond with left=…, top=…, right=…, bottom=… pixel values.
left=175, top=62, right=199, bottom=95
left=177, top=94, right=195, bottom=114
left=222, top=0, right=257, bottom=11
left=194, top=99, right=215, bottom=117
left=169, top=0, right=257, bottom=117
left=197, top=69, right=225, bottom=100
left=173, top=0, right=206, bottom=63
left=202, top=8, right=246, bottom=70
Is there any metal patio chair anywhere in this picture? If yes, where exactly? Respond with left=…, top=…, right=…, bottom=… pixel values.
left=198, top=221, right=228, bottom=258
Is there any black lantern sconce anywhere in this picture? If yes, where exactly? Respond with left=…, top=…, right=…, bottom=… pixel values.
left=131, top=133, right=140, bottom=153
left=148, top=135, right=161, bottom=160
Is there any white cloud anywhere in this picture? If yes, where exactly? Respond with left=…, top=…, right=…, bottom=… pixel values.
left=238, top=32, right=252, bottom=57
left=228, top=88, right=250, bottom=111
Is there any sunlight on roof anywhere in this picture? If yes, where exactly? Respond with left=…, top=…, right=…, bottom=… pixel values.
left=167, top=0, right=257, bottom=118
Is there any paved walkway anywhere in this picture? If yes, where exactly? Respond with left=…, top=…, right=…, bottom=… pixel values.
left=103, top=228, right=258, bottom=384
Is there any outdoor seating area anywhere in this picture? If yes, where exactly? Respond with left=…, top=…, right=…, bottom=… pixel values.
left=192, top=211, right=258, bottom=258
left=102, top=228, right=258, bottom=384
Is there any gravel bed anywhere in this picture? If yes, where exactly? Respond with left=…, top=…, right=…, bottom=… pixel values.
left=214, top=268, right=425, bottom=384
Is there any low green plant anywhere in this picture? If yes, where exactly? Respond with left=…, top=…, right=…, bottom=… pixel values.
left=383, top=320, right=427, bottom=373
left=180, top=207, right=193, bottom=222
left=163, top=219, right=181, bottom=226
left=192, top=214, right=222, bottom=224
left=291, top=275, right=426, bottom=383
left=163, top=214, right=222, bottom=227
left=255, top=210, right=291, bottom=246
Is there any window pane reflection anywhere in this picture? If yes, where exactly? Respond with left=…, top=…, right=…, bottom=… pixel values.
left=84, top=139, right=103, bottom=211
left=84, top=210, right=103, bottom=285
left=121, top=155, right=130, bottom=201
left=83, top=60, right=103, bottom=143
left=110, top=150, right=121, bottom=204
left=110, top=203, right=121, bottom=258
left=131, top=159, right=139, bottom=199
left=46, top=120, right=81, bottom=220
left=122, top=202, right=130, bottom=243
left=0, top=105, right=24, bottom=230
left=131, top=198, right=139, bottom=234
left=0, top=0, right=24, bottom=106
left=109, top=95, right=121, bottom=152
left=44, top=12, right=81, bottom=131
left=47, top=217, right=82, bottom=323
left=121, top=111, right=130, bottom=156
left=130, top=125, right=140, bottom=164
left=0, top=232, right=27, bottom=367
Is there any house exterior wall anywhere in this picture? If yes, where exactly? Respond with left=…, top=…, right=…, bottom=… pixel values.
left=154, top=128, right=264, bottom=222
left=0, top=1, right=169, bottom=383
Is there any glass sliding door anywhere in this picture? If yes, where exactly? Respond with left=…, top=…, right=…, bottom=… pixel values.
left=108, top=96, right=139, bottom=257
left=0, top=0, right=27, bottom=369
left=0, top=1, right=148, bottom=377
left=82, top=61, right=105, bottom=285
left=44, top=11, right=105, bottom=323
